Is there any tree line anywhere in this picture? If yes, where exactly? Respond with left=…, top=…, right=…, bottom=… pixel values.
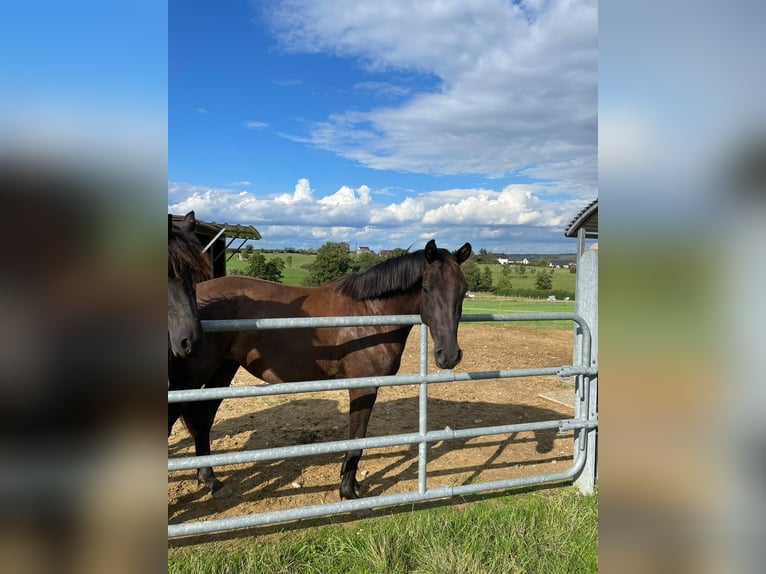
left=234, top=241, right=570, bottom=294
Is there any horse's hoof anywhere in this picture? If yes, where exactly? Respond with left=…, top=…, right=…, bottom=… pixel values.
left=210, top=481, right=232, bottom=498
left=339, top=479, right=362, bottom=500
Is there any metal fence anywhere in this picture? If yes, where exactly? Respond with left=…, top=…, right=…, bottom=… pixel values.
left=168, top=312, right=598, bottom=538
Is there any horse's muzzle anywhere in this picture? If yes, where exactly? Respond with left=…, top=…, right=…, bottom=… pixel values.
left=435, top=347, right=462, bottom=370
left=169, top=331, right=203, bottom=358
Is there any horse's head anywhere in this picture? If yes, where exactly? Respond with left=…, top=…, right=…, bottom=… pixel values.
left=168, top=211, right=208, bottom=358
left=419, top=239, right=472, bottom=369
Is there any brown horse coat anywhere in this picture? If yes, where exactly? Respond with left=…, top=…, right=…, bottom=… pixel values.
left=169, top=240, right=471, bottom=499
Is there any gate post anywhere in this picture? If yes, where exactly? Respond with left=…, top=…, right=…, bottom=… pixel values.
left=574, top=243, right=598, bottom=494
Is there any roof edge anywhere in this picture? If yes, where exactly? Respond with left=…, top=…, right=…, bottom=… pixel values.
left=564, top=198, right=598, bottom=238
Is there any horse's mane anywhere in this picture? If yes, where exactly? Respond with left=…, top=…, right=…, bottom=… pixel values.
left=332, top=248, right=451, bottom=300
left=168, top=226, right=212, bottom=283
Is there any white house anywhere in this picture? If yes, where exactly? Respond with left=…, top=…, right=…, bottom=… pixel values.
left=497, top=258, right=509, bottom=265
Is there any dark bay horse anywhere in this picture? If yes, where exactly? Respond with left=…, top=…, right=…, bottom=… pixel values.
left=168, top=239, right=471, bottom=499
left=168, top=211, right=212, bottom=358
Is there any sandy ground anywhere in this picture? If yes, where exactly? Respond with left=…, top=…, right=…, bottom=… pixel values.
left=169, top=324, right=576, bottom=530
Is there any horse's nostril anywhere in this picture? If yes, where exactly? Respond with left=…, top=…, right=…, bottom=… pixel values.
left=181, top=338, right=192, bottom=353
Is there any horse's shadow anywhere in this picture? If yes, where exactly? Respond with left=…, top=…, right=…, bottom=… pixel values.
left=168, top=393, right=573, bottom=524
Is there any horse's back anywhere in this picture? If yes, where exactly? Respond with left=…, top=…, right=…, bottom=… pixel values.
left=197, top=275, right=310, bottom=305
left=193, top=275, right=408, bottom=382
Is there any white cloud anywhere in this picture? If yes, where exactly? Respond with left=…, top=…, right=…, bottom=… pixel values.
left=370, top=197, right=425, bottom=224
left=421, top=185, right=567, bottom=226
left=244, top=120, right=269, bottom=129
left=275, top=177, right=314, bottom=204
left=318, top=184, right=372, bottom=207
left=264, top=0, right=597, bottom=191
left=169, top=177, right=591, bottom=252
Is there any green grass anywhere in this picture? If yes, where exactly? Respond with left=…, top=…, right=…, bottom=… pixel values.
left=461, top=297, right=575, bottom=329
left=226, top=252, right=313, bottom=285
left=168, top=488, right=597, bottom=574
left=487, top=265, right=577, bottom=294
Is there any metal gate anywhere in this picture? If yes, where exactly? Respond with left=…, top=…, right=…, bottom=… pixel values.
left=168, top=312, right=597, bottom=538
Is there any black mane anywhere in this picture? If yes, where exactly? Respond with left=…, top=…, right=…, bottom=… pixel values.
left=168, top=225, right=212, bottom=283
left=332, top=248, right=452, bottom=300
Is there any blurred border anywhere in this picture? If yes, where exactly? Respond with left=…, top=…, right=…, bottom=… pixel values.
left=1, top=2, right=167, bottom=573
left=601, top=1, right=766, bottom=572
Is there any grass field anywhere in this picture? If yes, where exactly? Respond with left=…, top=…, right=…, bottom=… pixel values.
left=487, top=264, right=577, bottom=294
left=226, top=252, right=576, bottom=296
left=461, top=297, right=575, bottom=329
left=226, top=252, right=313, bottom=285
left=168, top=487, right=597, bottom=574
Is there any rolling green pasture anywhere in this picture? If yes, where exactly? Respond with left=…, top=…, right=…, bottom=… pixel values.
left=226, top=252, right=577, bottom=296
left=226, top=251, right=313, bottom=285
left=487, top=264, right=577, bottom=294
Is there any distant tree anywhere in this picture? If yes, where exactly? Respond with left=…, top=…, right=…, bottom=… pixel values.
left=475, top=248, right=495, bottom=264
left=304, top=241, right=352, bottom=286
left=569, top=264, right=576, bottom=274
left=514, top=264, right=527, bottom=277
left=462, top=258, right=482, bottom=291
left=535, top=269, right=553, bottom=290
left=478, top=266, right=493, bottom=291
left=286, top=255, right=293, bottom=267
left=496, top=276, right=512, bottom=290
left=352, top=250, right=382, bottom=273
left=245, top=253, right=285, bottom=283
left=242, top=244, right=254, bottom=255
left=391, top=247, right=407, bottom=258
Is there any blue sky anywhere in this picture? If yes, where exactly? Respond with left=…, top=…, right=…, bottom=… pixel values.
left=169, top=0, right=597, bottom=253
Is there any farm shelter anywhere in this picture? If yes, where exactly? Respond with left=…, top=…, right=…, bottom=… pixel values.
left=170, top=213, right=261, bottom=278
left=564, top=198, right=598, bottom=494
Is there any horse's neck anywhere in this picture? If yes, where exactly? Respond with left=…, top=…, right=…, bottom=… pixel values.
left=369, top=289, right=422, bottom=316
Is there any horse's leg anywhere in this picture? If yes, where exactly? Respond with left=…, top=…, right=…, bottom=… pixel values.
left=183, top=360, right=240, bottom=498
left=168, top=402, right=185, bottom=436
left=340, top=387, right=379, bottom=499
left=168, top=351, right=186, bottom=436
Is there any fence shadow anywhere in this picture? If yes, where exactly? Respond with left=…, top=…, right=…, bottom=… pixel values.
left=169, top=392, right=574, bottom=530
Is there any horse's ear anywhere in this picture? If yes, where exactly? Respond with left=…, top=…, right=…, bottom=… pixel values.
left=454, top=242, right=472, bottom=264
left=182, top=210, right=197, bottom=233
left=424, top=239, right=437, bottom=263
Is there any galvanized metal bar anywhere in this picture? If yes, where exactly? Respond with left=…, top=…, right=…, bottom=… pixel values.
left=201, top=314, right=421, bottom=332
left=202, top=312, right=589, bottom=330
left=418, top=323, right=428, bottom=495
left=168, top=441, right=587, bottom=538
left=168, top=365, right=596, bottom=403
left=201, top=226, right=227, bottom=253
left=169, top=417, right=593, bottom=472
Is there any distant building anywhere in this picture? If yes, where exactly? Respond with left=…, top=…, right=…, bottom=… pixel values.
left=497, top=257, right=510, bottom=265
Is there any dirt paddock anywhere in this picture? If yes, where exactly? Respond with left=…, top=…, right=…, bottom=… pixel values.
left=168, top=324, right=576, bottom=529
